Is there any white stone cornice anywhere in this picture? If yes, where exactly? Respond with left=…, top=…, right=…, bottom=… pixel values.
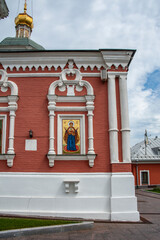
left=6, top=72, right=101, bottom=78
left=0, top=51, right=106, bottom=71
left=0, top=50, right=135, bottom=71
left=101, top=50, right=135, bottom=69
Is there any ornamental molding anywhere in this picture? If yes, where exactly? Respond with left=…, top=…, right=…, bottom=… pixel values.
left=0, top=53, right=105, bottom=71
left=47, top=154, right=96, bottom=168
left=107, top=71, right=128, bottom=78
left=0, top=69, right=18, bottom=95
left=0, top=69, right=19, bottom=167
left=0, top=50, right=135, bottom=71
left=63, top=179, right=80, bottom=193
left=5, top=72, right=101, bottom=78
left=101, top=50, right=135, bottom=69
left=48, top=60, right=94, bottom=96
left=47, top=60, right=96, bottom=167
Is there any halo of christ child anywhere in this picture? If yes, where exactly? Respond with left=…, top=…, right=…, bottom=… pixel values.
left=63, top=120, right=80, bottom=154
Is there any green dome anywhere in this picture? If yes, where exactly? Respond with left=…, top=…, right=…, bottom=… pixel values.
left=0, top=37, right=44, bottom=50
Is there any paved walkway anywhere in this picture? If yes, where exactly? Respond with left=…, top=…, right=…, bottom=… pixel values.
left=2, top=189, right=160, bottom=240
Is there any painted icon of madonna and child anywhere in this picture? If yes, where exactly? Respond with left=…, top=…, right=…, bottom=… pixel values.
left=63, top=120, right=80, bottom=154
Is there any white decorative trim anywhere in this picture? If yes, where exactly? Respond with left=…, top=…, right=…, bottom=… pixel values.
left=109, top=128, right=119, bottom=132
left=56, top=96, right=86, bottom=103
left=101, top=69, right=107, bottom=81
left=57, top=114, right=85, bottom=155
left=0, top=50, right=134, bottom=72
left=0, top=172, right=111, bottom=176
left=121, top=128, right=131, bottom=132
left=48, top=68, right=94, bottom=96
left=47, top=154, right=96, bottom=168
left=0, top=51, right=106, bottom=72
left=47, top=60, right=96, bottom=167
left=6, top=72, right=101, bottom=78
left=0, top=114, right=7, bottom=154
left=55, top=106, right=87, bottom=112
left=0, top=70, right=19, bottom=167
left=0, top=154, right=15, bottom=167
left=140, top=170, right=150, bottom=185
left=63, top=179, right=80, bottom=193
left=51, top=155, right=88, bottom=160
left=101, top=50, right=134, bottom=69
left=0, top=69, right=18, bottom=95
left=0, top=97, right=8, bottom=103
left=0, top=107, right=9, bottom=112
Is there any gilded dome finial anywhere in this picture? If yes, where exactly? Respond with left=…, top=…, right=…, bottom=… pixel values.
left=15, top=0, right=33, bottom=38
left=24, top=0, right=27, bottom=14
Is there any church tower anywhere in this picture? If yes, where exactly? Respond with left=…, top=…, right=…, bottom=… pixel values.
left=15, top=0, right=33, bottom=38
left=0, top=0, right=44, bottom=50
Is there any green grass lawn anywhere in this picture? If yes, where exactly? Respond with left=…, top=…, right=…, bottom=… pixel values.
left=147, top=187, right=160, bottom=194
left=0, top=217, right=79, bottom=231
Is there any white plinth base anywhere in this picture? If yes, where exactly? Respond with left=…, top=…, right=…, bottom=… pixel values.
left=110, top=173, right=140, bottom=221
left=0, top=172, right=140, bottom=221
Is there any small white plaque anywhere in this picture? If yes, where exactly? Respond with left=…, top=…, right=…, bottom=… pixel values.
left=25, top=139, right=37, bottom=151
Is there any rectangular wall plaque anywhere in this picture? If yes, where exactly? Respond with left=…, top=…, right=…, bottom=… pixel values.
left=25, top=139, right=37, bottom=151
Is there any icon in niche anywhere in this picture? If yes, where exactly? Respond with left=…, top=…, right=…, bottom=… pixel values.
left=63, top=120, right=80, bottom=154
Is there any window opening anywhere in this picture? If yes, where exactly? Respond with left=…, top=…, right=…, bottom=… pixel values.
left=141, top=171, right=149, bottom=185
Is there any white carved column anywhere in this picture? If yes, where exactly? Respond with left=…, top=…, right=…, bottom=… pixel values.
left=108, top=73, right=119, bottom=163
left=119, top=73, right=131, bottom=163
left=87, top=112, right=94, bottom=154
left=7, top=96, right=18, bottom=167
left=47, top=95, right=57, bottom=167
left=7, top=111, right=16, bottom=154
left=85, top=96, right=96, bottom=167
left=49, top=111, right=56, bottom=154
left=85, top=96, right=95, bottom=155
left=7, top=96, right=18, bottom=155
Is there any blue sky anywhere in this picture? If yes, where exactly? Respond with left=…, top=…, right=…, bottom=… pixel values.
left=145, top=70, right=160, bottom=94
left=1, top=0, right=160, bottom=146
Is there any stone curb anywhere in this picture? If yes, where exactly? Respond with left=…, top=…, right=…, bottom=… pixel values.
left=0, top=221, right=94, bottom=239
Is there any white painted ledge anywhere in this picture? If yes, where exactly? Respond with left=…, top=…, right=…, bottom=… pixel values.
left=0, top=154, right=15, bottom=167
left=47, top=154, right=97, bottom=168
